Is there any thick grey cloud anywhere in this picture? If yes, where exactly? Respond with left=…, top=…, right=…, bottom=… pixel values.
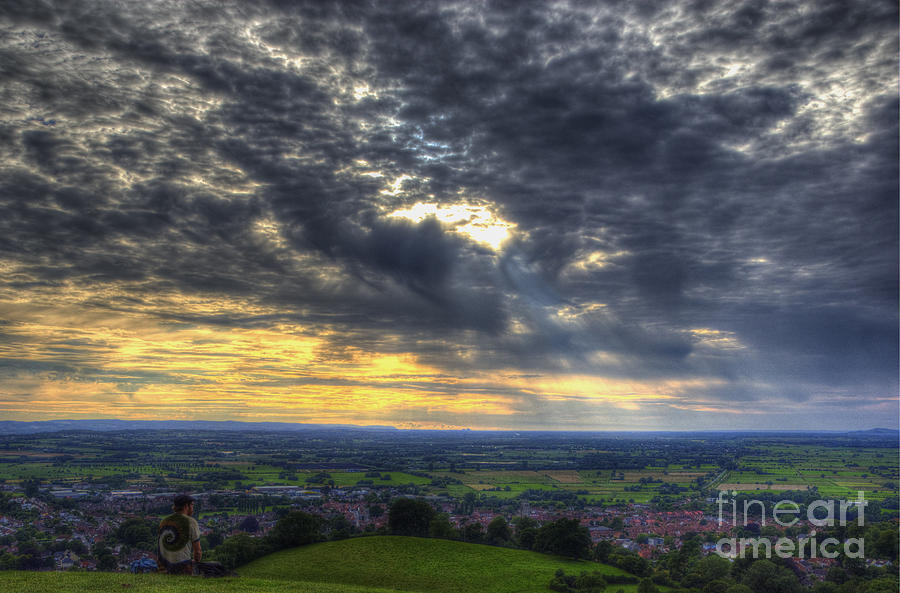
left=0, top=0, right=895, bottom=426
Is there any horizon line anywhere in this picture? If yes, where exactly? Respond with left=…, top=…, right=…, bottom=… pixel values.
left=1, top=418, right=897, bottom=434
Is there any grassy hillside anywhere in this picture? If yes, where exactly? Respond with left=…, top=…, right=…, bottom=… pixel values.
left=0, top=571, right=397, bottom=593
left=241, top=535, right=642, bottom=593
left=0, top=536, right=644, bottom=593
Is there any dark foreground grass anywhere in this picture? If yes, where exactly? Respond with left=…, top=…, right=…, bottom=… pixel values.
left=241, top=535, right=641, bottom=593
left=0, top=571, right=399, bottom=593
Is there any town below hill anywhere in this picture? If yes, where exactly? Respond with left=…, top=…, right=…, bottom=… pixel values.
left=0, top=428, right=896, bottom=592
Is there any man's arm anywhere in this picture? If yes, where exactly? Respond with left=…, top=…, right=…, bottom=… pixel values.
left=189, top=517, right=202, bottom=563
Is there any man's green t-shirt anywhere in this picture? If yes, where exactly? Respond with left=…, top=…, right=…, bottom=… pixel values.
left=158, top=513, right=201, bottom=566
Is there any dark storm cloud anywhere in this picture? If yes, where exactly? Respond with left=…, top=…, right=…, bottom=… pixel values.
left=0, top=0, right=895, bottom=416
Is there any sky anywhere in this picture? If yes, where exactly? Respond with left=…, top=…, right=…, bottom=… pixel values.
left=0, top=0, right=896, bottom=431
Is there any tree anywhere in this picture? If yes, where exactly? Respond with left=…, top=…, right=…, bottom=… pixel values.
left=66, top=539, right=87, bottom=555
left=608, top=550, right=649, bottom=577
left=23, top=479, right=40, bottom=499
left=486, top=516, right=511, bottom=545
left=428, top=513, right=456, bottom=540
left=212, top=533, right=270, bottom=570
left=810, top=583, right=840, bottom=593
left=859, top=576, right=900, bottom=593
left=266, top=511, right=322, bottom=549
left=637, top=578, right=659, bottom=593
left=461, top=491, right=477, bottom=515
left=593, top=540, right=613, bottom=563
left=683, top=554, right=731, bottom=587
left=575, top=571, right=608, bottom=592
left=514, top=516, right=538, bottom=550
left=388, top=498, right=435, bottom=538
left=0, top=552, right=17, bottom=570
left=741, top=559, right=802, bottom=593
left=824, top=566, right=848, bottom=584
left=96, top=552, right=117, bottom=571
left=461, top=521, right=483, bottom=543
left=548, top=569, right=570, bottom=593
left=328, top=515, right=352, bottom=540
left=703, top=579, right=732, bottom=593
left=238, top=516, right=259, bottom=533
left=668, top=536, right=701, bottom=580
left=206, top=530, right=225, bottom=549
left=116, top=518, right=153, bottom=550
left=533, top=518, right=591, bottom=559
left=873, top=526, right=899, bottom=561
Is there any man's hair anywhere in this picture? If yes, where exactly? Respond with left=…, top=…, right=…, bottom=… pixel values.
left=173, top=493, right=195, bottom=511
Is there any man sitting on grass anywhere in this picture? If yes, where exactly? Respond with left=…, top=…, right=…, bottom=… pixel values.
left=157, top=494, right=202, bottom=575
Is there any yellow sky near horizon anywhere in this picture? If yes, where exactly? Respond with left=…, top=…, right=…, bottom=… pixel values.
left=0, top=292, right=738, bottom=429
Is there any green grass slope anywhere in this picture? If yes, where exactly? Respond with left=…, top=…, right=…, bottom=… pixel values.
left=241, top=535, right=641, bottom=593
left=0, top=571, right=399, bottom=593
left=0, top=536, right=644, bottom=593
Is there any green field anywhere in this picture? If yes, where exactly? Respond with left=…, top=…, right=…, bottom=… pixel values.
left=241, top=536, right=643, bottom=593
left=0, top=455, right=433, bottom=493
left=429, top=467, right=714, bottom=503
left=718, top=444, right=899, bottom=501
left=2, top=432, right=895, bottom=508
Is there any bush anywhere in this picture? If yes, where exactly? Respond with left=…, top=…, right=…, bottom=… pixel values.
left=117, top=518, right=154, bottom=550
left=214, top=510, right=324, bottom=570
left=212, top=533, right=272, bottom=570
left=604, top=574, right=639, bottom=584
left=549, top=569, right=608, bottom=592
left=428, top=513, right=457, bottom=540
left=486, top=516, right=511, bottom=545
left=533, top=518, right=591, bottom=559
left=388, top=498, right=435, bottom=538
left=267, top=511, right=323, bottom=549
left=607, top=550, right=649, bottom=577
left=575, top=571, right=608, bottom=592
left=741, top=559, right=802, bottom=593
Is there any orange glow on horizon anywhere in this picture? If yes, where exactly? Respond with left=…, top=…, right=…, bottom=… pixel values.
left=0, top=291, right=749, bottom=429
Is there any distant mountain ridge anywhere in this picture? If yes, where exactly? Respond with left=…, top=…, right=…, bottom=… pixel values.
left=0, top=419, right=399, bottom=434
left=0, top=419, right=896, bottom=436
left=844, top=428, right=900, bottom=436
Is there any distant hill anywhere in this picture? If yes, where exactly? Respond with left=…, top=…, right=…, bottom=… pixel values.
left=239, top=536, right=642, bottom=593
left=0, top=419, right=399, bottom=435
left=0, top=418, right=895, bottom=437
left=844, top=428, right=900, bottom=437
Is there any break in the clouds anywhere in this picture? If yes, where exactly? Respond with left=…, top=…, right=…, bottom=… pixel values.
left=0, top=0, right=896, bottom=430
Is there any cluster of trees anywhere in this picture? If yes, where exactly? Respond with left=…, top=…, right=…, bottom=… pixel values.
left=607, top=534, right=900, bottom=593
left=668, top=555, right=898, bottom=593
left=0, top=523, right=121, bottom=571
left=0, top=534, right=57, bottom=571
left=518, top=489, right=588, bottom=509
left=549, top=568, right=643, bottom=593
left=386, top=498, right=594, bottom=559
left=305, top=472, right=332, bottom=485
left=212, top=510, right=323, bottom=569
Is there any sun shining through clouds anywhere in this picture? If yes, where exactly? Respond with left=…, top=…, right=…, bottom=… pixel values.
left=388, top=202, right=516, bottom=251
